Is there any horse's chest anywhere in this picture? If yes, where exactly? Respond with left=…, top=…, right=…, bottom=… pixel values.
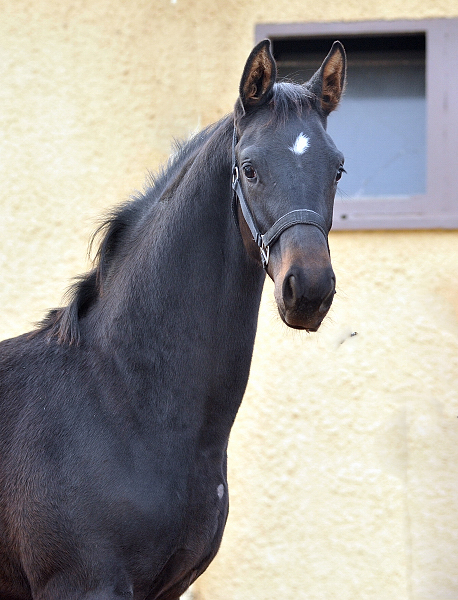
left=124, top=476, right=228, bottom=549
left=109, top=476, right=228, bottom=598
left=104, top=461, right=229, bottom=589
left=2, top=414, right=230, bottom=599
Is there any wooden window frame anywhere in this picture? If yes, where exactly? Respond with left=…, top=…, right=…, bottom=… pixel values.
left=256, top=19, right=458, bottom=230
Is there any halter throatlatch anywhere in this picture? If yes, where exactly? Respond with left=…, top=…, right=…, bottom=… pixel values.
left=231, top=128, right=330, bottom=270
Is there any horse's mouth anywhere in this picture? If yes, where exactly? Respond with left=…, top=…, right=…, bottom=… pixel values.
left=277, top=305, right=326, bottom=332
left=290, top=324, right=320, bottom=332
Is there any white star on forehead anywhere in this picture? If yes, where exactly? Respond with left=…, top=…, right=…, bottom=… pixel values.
left=289, top=132, right=310, bottom=155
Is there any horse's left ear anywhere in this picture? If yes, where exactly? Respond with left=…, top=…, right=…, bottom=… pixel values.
left=239, top=39, right=277, bottom=113
left=309, top=41, right=346, bottom=116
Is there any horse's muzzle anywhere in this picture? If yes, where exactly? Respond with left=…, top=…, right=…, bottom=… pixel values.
left=274, top=259, right=336, bottom=331
left=272, top=232, right=336, bottom=331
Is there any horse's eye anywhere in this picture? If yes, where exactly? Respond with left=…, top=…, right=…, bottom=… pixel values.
left=336, top=165, right=346, bottom=182
left=243, top=165, right=257, bottom=180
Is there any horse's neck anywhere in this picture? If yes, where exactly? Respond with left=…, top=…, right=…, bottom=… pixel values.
left=88, top=124, right=265, bottom=423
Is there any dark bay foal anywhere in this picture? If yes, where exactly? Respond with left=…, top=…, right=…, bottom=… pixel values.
left=0, top=40, right=346, bottom=600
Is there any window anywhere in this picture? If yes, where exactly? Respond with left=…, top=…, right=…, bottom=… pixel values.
left=256, top=20, right=458, bottom=229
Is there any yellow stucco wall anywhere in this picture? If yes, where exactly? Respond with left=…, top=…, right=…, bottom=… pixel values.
left=0, top=2, right=457, bottom=599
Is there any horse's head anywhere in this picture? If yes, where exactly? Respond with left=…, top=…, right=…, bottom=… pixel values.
left=233, top=39, right=346, bottom=331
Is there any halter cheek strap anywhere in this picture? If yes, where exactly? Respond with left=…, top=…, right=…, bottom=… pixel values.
left=231, top=127, right=330, bottom=270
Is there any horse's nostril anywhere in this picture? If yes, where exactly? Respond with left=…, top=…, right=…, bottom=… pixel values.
left=282, top=274, right=298, bottom=310
left=319, top=287, right=335, bottom=314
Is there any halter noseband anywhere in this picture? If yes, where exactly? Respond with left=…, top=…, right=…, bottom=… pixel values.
left=231, top=127, right=330, bottom=269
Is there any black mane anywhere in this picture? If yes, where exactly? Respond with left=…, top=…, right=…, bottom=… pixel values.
left=36, top=116, right=233, bottom=344
left=36, top=81, right=314, bottom=345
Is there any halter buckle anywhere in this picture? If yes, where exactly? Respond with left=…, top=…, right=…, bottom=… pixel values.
left=232, top=165, right=239, bottom=186
left=259, top=241, right=270, bottom=269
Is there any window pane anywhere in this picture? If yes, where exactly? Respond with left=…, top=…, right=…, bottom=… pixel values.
left=329, top=62, right=426, bottom=198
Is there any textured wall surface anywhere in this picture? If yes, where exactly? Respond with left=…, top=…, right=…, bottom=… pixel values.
left=0, top=1, right=457, bottom=599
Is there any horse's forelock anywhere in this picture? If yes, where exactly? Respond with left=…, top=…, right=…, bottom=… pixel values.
left=235, top=81, right=316, bottom=128
left=270, top=82, right=315, bottom=122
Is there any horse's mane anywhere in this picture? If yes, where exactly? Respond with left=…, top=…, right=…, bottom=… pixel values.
left=35, top=116, right=233, bottom=345
left=34, top=81, right=314, bottom=345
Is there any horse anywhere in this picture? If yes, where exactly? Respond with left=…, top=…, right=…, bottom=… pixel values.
left=0, top=39, right=346, bottom=600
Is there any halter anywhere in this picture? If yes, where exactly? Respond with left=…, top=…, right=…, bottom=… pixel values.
left=231, top=127, right=329, bottom=269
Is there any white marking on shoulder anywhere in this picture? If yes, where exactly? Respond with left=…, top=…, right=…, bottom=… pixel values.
left=217, top=484, right=224, bottom=499
left=289, top=133, right=310, bottom=155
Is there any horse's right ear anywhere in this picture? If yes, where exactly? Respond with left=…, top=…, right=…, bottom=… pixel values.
left=239, top=40, right=277, bottom=113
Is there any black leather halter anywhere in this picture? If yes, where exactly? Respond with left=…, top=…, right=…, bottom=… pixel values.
left=231, top=127, right=330, bottom=269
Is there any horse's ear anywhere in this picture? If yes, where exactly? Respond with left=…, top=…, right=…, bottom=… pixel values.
left=239, top=39, right=277, bottom=113
left=309, top=41, right=346, bottom=116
